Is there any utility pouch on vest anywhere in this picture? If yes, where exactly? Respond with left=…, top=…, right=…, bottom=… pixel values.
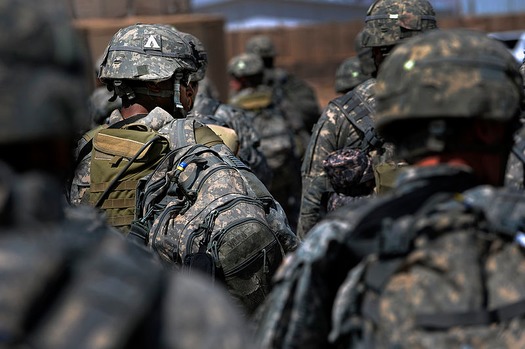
left=89, top=125, right=170, bottom=233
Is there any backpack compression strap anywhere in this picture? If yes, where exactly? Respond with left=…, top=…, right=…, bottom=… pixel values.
left=330, top=91, right=383, bottom=152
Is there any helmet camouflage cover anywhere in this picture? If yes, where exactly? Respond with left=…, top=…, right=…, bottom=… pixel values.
left=99, top=24, right=198, bottom=83
left=375, top=29, right=524, bottom=139
left=361, top=0, right=438, bottom=48
left=245, top=35, right=276, bottom=58
left=335, top=56, right=370, bottom=93
left=227, top=53, right=264, bottom=78
left=354, top=30, right=376, bottom=76
left=178, top=31, right=208, bottom=82
left=0, top=0, right=90, bottom=143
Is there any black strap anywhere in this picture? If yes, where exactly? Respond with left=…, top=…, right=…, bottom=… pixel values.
left=75, top=113, right=148, bottom=168
left=331, top=91, right=383, bottom=151
left=512, top=134, right=525, bottom=164
left=415, top=299, right=525, bottom=329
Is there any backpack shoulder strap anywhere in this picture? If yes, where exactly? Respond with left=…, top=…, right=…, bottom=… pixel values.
left=331, top=91, right=382, bottom=151
left=170, top=118, right=224, bottom=149
left=75, top=113, right=147, bottom=167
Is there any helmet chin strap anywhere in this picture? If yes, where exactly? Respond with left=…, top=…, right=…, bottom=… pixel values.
left=173, top=71, right=184, bottom=110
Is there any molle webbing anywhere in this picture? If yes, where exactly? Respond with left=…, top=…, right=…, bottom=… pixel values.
left=331, top=92, right=382, bottom=151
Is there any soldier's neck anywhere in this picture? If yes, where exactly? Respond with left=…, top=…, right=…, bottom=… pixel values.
left=120, top=103, right=149, bottom=119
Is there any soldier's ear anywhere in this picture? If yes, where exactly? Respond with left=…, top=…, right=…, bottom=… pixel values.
left=185, top=82, right=195, bottom=98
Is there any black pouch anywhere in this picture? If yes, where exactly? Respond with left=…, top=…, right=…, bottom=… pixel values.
left=127, top=221, right=150, bottom=246
left=183, top=252, right=216, bottom=279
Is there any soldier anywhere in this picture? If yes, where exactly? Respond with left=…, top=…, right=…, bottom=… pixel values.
left=245, top=34, right=321, bottom=136
left=68, top=24, right=298, bottom=314
left=354, top=29, right=376, bottom=77
left=297, top=0, right=438, bottom=238
left=333, top=30, right=374, bottom=95
left=505, top=59, right=525, bottom=189
left=68, top=23, right=206, bottom=206
left=0, top=0, right=255, bottom=348
left=182, top=31, right=273, bottom=185
left=255, top=28, right=525, bottom=349
left=228, top=52, right=302, bottom=231
left=334, top=56, right=370, bottom=95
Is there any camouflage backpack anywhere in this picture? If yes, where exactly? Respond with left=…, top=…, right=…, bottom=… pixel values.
left=131, top=119, right=285, bottom=315
left=329, top=186, right=525, bottom=348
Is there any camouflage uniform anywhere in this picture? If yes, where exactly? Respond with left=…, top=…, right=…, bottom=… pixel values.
left=505, top=60, right=525, bottom=189
left=70, top=106, right=191, bottom=204
left=185, top=32, right=273, bottom=185
left=228, top=53, right=302, bottom=231
left=191, top=98, right=273, bottom=186
left=255, top=28, right=525, bottom=349
left=297, top=0, right=438, bottom=238
left=245, top=34, right=320, bottom=152
left=0, top=1, right=255, bottom=347
left=298, top=78, right=376, bottom=237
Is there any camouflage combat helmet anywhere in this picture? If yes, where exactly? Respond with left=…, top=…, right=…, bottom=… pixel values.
left=334, top=57, right=370, bottom=94
left=99, top=24, right=198, bottom=109
left=178, top=31, right=208, bottom=82
left=227, top=53, right=264, bottom=78
left=245, top=35, right=276, bottom=59
left=361, top=0, right=438, bottom=48
left=375, top=29, right=524, bottom=140
left=354, top=30, right=375, bottom=76
left=0, top=0, right=89, bottom=144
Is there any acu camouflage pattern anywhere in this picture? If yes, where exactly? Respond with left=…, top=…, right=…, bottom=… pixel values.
left=98, top=24, right=197, bottom=83
left=228, top=53, right=264, bottom=78
left=190, top=96, right=273, bottom=185
left=230, top=85, right=302, bottom=232
left=505, top=122, right=525, bottom=190
left=178, top=30, right=208, bottom=82
left=69, top=107, right=179, bottom=205
left=375, top=29, right=524, bottom=139
left=334, top=56, right=371, bottom=94
left=245, top=34, right=277, bottom=58
left=298, top=78, right=376, bottom=238
left=361, top=0, right=438, bottom=48
left=243, top=34, right=321, bottom=135
left=145, top=143, right=284, bottom=315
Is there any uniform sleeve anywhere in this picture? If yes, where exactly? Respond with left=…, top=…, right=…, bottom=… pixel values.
left=297, top=102, right=361, bottom=238
left=254, top=219, right=355, bottom=349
